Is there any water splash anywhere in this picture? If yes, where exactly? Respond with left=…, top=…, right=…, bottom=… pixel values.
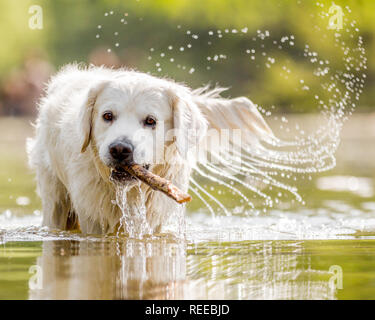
left=94, top=3, right=366, bottom=218
left=115, top=182, right=151, bottom=239
left=187, top=10, right=365, bottom=216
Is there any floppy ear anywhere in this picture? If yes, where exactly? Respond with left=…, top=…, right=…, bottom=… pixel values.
left=167, top=89, right=208, bottom=158
left=79, top=81, right=109, bottom=153
left=193, top=90, right=275, bottom=147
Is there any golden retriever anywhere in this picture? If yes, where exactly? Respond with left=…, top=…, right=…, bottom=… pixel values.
left=27, top=64, right=274, bottom=234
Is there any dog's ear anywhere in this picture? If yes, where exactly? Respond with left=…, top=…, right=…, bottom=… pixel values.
left=79, top=81, right=109, bottom=153
left=167, top=89, right=208, bottom=158
left=193, top=92, right=275, bottom=147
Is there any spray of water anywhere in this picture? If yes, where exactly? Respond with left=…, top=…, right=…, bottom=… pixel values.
left=187, top=9, right=364, bottom=216
left=115, top=182, right=151, bottom=239
left=96, top=3, right=366, bottom=220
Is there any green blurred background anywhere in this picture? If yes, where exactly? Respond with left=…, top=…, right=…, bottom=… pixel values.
left=0, top=0, right=373, bottom=116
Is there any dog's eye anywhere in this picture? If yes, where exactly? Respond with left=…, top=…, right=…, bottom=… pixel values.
left=144, top=116, right=157, bottom=128
left=103, top=112, right=113, bottom=122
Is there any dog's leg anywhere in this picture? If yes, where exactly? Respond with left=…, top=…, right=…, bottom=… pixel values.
left=66, top=212, right=80, bottom=231
left=36, top=168, right=72, bottom=230
left=77, top=216, right=103, bottom=234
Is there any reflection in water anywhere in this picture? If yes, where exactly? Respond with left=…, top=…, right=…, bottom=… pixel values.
left=186, top=241, right=335, bottom=299
left=29, top=239, right=186, bottom=299
left=29, top=239, right=336, bottom=300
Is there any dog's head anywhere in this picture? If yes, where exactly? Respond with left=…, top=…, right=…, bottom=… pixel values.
left=79, top=73, right=207, bottom=185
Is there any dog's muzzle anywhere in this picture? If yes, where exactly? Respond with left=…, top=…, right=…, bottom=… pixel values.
left=108, top=137, right=150, bottom=184
left=109, top=138, right=134, bottom=164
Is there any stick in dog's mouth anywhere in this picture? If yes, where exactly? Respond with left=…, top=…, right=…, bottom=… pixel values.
left=115, top=163, right=192, bottom=204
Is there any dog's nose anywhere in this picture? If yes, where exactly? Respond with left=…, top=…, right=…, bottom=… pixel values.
left=109, top=140, right=134, bottom=163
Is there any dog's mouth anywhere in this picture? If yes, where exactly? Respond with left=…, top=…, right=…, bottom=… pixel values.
left=110, top=164, right=150, bottom=184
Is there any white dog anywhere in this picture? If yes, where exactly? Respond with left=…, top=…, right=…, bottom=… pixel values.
left=27, top=64, right=274, bottom=234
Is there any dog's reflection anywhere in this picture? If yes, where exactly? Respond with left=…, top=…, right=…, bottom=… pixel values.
left=29, top=239, right=187, bottom=299
left=29, top=239, right=337, bottom=300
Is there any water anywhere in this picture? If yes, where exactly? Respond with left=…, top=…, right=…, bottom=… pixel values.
left=134, top=3, right=366, bottom=217
left=0, top=115, right=374, bottom=299
left=1, top=239, right=375, bottom=299
left=89, top=4, right=367, bottom=220
left=114, top=183, right=152, bottom=239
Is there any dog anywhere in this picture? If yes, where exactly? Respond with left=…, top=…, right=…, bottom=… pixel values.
left=27, top=64, right=274, bottom=234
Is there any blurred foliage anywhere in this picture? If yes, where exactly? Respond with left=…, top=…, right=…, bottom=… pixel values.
left=0, top=0, right=373, bottom=114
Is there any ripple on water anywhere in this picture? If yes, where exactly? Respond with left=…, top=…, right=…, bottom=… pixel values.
left=316, top=176, right=374, bottom=198
left=2, top=201, right=375, bottom=244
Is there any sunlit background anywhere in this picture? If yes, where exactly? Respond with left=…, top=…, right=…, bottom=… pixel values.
left=1, top=0, right=375, bottom=115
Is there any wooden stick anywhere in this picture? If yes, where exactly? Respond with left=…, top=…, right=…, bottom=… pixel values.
left=121, top=163, right=192, bottom=204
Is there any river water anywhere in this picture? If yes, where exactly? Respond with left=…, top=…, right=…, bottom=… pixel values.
left=0, top=115, right=374, bottom=299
